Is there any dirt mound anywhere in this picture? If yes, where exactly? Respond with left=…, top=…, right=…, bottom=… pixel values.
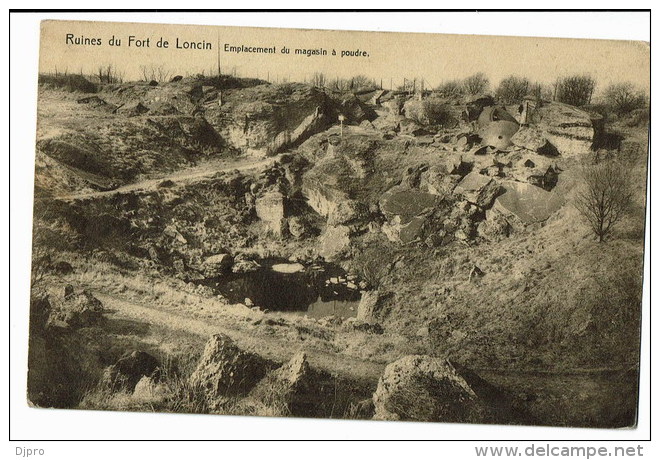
left=38, top=74, right=97, bottom=93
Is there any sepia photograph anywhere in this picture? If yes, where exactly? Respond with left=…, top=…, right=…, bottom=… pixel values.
left=20, top=14, right=649, bottom=436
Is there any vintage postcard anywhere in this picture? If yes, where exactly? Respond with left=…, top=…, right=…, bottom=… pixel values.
left=28, top=19, right=649, bottom=428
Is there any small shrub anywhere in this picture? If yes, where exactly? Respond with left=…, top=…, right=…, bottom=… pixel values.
left=38, top=74, right=97, bottom=93
left=529, top=82, right=553, bottom=101
left=625, top=107, right=650, bottom=128
left=407, top=99, right=454, bottom=126
left=424, top=100, right=454, bottom=126
left=435, top=80, right=463, bottom=98
left=603, top=82, right=647, bottom=116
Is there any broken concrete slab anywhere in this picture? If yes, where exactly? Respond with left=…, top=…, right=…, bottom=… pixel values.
left=489, top=180, right=565, bottom=224
left=454, top=172, right=504, bottom=209
left=379, top=187, right=441, bottom=224
left=511, top=126, right=549, bottom=152
left=419, top=166, right=462, bottom=196
left=382, top=214, right=429, bottom=244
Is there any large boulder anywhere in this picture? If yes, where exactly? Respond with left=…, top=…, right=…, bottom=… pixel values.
left=303, top=181, right=345, bottom=219
left=530, top=102, right=595, bottom=157
left=440, top=155, right=473, bottom=177
left=190, top=334, right=273, bottom=400
left=398, top=118, right=429, bottom=136
left=510, top=125, right=558, bottom=156
left=249, top=351, right=335, bottom=417
left=380, top=187, right=441, bottom=223
left=327, top=200, right=369, bottom=226
left=132, top=376, right=169, bottom=403
left=372, top=356, right=483, bottom=422
left=419, top=166, right=462, bottom=196
left=204, top=83, right=329, bottom=156
left=381, top=214, right=429, bottom=244
left=379, top=187, right=442, bottom=244
left=255, top=190, right=287, bottom=236
left=489, top=180, right=565, bottom=225
left=319, top=225, right=352, bottom=260
left=477, top=212, right=511, bottom=240
left=508, top=155, right=559, bottom=186
left=327, top=91, right=370, bottom=123
left=381, top=97, right=404, bottom=115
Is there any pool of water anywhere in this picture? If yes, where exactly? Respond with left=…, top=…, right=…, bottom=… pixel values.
left=195, top=259, right=361, bottom=319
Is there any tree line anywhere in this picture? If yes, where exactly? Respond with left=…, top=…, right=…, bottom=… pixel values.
left=435, top=72, right=647, bottom=116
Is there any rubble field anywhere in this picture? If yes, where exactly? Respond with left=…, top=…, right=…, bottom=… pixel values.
left=28, top=74, right=647, bottom=426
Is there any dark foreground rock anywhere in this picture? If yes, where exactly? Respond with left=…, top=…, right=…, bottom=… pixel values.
left=249, top=351, right=335, bottom=417
left=102, top=350, right=161, bottom=392
left=372, top=355, right=534, bottom=424
left=189, top=334, right=274, bottom=401
left=489, top=181, right=565, bottom=225
left=46, top=287, right=105, bottom=329
left=246, top=351, right=375, bottom=418
left=372, top=355, right=482, bottom=423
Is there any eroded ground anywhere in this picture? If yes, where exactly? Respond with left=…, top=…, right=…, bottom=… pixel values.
left=28, top=75, right=647, bottom=426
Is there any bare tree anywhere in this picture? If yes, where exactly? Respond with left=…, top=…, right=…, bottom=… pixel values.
left=328, top=75, right=377, bottom=92
left=495, top=75, right=530, bottom=104
left=529, top=82, right=553, bottom=101
left=140, top=64, right=172, bottom=82
left=574, top=161, right=634, bottom=242
left=311, top=72, right=327, bottom=88
left=97, top=64, right=124, bottom=84
left=462, top=73, right=490, bottom=96
left=555, top=75, right=596, bottom=106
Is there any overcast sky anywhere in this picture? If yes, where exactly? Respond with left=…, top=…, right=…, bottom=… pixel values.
left=39, top=20, right=650, bottom=96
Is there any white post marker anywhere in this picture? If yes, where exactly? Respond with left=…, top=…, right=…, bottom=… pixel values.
left=338, top=114, right=345, bottom=138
